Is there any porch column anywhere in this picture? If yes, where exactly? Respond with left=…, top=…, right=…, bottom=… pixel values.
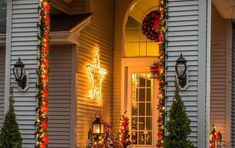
left=5, top=0, right=39, bottom=147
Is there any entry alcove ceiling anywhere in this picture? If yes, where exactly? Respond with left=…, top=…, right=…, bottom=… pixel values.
left=129, top=0, right=161, bottom=23
left=213, top=0, right=235, bottom=19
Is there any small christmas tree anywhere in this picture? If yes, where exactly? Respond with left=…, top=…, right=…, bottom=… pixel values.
left=164, top=82, right=194, bottom=148
left=119, top=111, right=131, bottom=148
left=0, top=98, right=22, bottom=148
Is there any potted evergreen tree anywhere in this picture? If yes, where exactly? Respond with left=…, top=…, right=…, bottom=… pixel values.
left=0, top=96, right=22, bottom=148
left=164, top=82, right=194, bottom=148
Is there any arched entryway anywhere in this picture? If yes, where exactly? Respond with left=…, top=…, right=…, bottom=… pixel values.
left=120, top=0, right=166, bottom=147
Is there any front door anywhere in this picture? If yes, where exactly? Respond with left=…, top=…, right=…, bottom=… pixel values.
left=127, top=67, right=158, bottom=147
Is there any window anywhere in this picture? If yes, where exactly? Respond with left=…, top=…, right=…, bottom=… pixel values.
left=131, top=73, right=153, bottom=145
left=0, top=0, right=6, bottom=34
left=125, top=0, right=160, bottom=57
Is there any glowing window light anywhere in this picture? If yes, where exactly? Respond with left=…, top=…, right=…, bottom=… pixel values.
left=87, top=47, right=107, bottom=104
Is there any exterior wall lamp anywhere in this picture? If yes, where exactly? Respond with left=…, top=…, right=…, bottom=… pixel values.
left=13, top=58, right=28, bottom=90
left=92, top=113, right=104, bottom=135
left=175, top=53, right=188, bottom=89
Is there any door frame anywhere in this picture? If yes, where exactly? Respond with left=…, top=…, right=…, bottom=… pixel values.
left=121, top=57, right=158, bottom=147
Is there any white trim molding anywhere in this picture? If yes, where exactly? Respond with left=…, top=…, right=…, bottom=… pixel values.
left=4, top=0, right=12, bottom=114
left=225, top=20, right=232, bottom=148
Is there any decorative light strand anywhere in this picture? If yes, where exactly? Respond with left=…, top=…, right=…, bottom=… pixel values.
left=156, top=0, right=167, bottom=147
left=36, top=0, right=50, bottom=147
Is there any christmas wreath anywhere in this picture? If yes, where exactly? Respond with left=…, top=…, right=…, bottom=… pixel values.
left=142, top=10, right=164, bottom=42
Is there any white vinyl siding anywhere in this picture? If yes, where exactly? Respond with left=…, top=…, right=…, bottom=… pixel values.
left=166, top=0, right=207, bottom=147
left=6, top=0, right=39, bottom=147
left=48, top=46, right=74, bottom=148
left=231, top=23, right=235, bottom=147
left=0, top=47, right=5, bottom=128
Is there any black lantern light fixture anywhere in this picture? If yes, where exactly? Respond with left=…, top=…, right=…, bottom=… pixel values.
left=92, top=113, right=104, bottom=134
left=175, top=53, right=187, bottom=88
left=13, top=58, right=27, bottom=90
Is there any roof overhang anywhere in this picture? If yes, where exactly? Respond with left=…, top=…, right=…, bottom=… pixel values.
left=50, top=14, right=92, bottom=45
left=213, top=0, right=235, bottom=19
left=0, top=15, right=92, bottom=46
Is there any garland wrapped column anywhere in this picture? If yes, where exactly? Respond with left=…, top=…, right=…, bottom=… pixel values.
left=36, top=0, right=50, bottom=147
left=144, top=0, right=167, bottom=147
left=156, top=0, right=167, bottom=147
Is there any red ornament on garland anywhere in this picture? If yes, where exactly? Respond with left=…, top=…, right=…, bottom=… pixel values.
left=43, top=3, right=51, bottom=14
left=42, top=104, right=49, bottom=113
left=43, top=88, right=48, bottom=99
left=42, top=120, right=48, bottom=130
left=44, top=15, right=50, bottom=25
left=43, top=134, right=49, bottom=144
left=157, top=132, right=163, bottom=140
left=44, top=44, right=49, bottom=52
left=40, top=143, right=46, bottom=148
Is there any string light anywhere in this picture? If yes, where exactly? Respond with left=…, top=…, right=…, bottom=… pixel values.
left=36, top=0, right=50, bottom=147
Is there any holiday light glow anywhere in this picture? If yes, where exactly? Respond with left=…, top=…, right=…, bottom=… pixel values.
left=119, top=112, right=131, bottom=147
left=148, top=0, right=167, bottom=147
left=87, top=47, right=107, bottom=104
left=36, top=0, right=50, bottom=147
left=209, top=124, right=223, bottom=148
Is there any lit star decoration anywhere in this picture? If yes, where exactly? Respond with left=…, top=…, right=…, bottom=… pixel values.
left=36, top=0, right=50, bottom=147
left=148, top=0, right=167, bottom=147
left=87, top=47, right=107, bottom=104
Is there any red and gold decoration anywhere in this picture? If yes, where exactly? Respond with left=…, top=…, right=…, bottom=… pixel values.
left=119, top=111, right=132, bottom=148
left=142, top=2, right=166, bottom=42
left=36, top=0, right=51, bottom=147
left=148, top=0, right=167, bottom=147
left=209, top=124, right=223, bottom=148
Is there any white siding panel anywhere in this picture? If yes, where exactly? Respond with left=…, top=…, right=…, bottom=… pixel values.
left=0, top=47, right=5, bottom=129
left=9, top=0, right=39, bottom=147
left=48, top=46, right=73, bottom=148
left=167, top=0, right=199, bottom=146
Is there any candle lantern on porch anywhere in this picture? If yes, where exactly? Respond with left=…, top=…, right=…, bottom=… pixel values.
left=92, top=113, right=104, bottom=134
left=175, top=53, right=187, bottom=88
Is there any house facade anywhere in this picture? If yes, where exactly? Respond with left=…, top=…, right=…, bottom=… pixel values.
left=0, top=0, right=235, bottom=147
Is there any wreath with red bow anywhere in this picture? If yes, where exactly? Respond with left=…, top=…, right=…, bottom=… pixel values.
left=142, top=10, right=164, bottom=42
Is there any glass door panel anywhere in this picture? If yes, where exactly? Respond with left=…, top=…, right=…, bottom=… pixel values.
left=131, top=73, right=153, bottom=146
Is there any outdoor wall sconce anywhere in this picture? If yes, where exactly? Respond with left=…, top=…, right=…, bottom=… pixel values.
left=92, top=113, right=104, bottom=135
left=175, top=53, right=188, bottom=89
left=13, top=58, right=29, bottom=90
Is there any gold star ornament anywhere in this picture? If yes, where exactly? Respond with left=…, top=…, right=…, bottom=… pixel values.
left=87, top=47, right=107, bottom=104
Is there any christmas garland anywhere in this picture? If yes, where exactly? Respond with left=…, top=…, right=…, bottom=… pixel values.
left=36, top=0, right=50, bottom=147
left=149, top=0, right=167, bottom=147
